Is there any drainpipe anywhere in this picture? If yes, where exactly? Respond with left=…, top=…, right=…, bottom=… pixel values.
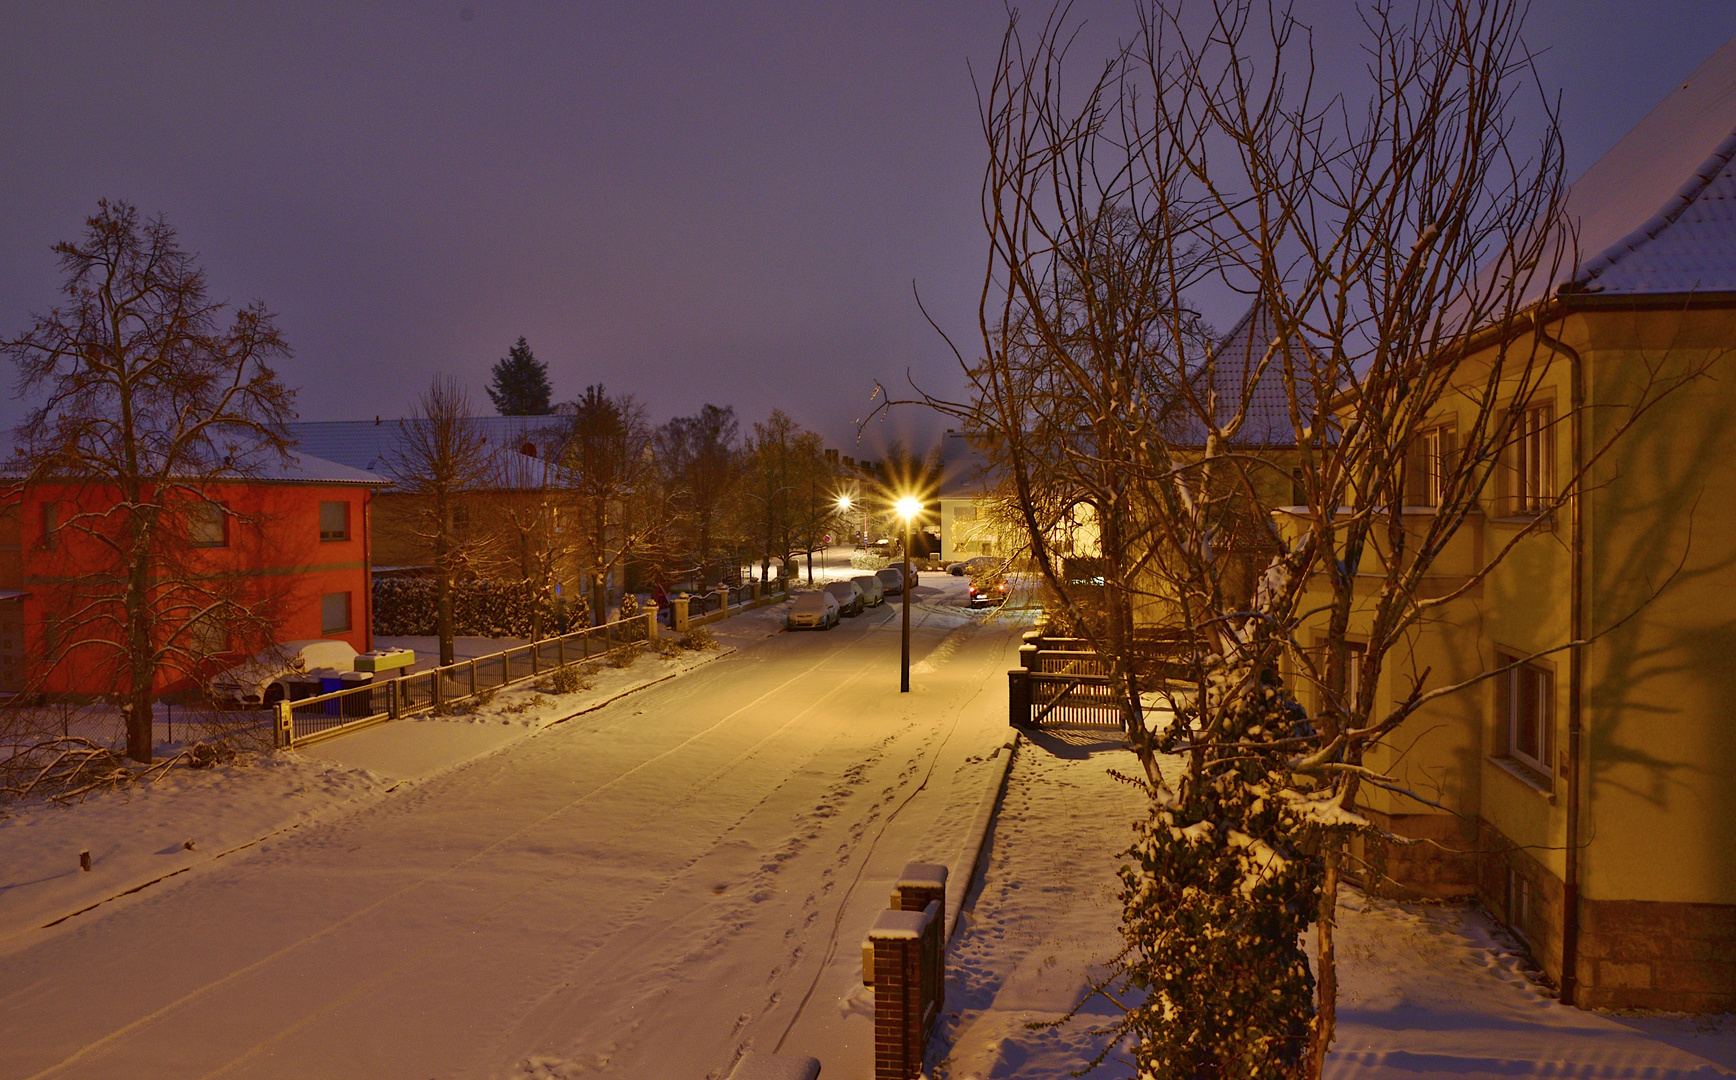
left=362, top=489, right=374, bottom=654
left=1536, top=313, right=1584, bottom=1006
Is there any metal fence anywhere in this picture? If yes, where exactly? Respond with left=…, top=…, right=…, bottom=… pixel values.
left=1008, top=628, right=1204, bottom=731
left=274, top=614, right=655, bottom=748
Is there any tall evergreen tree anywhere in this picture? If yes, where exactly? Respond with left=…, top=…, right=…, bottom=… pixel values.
left=487, top=336, right=552, bottom=415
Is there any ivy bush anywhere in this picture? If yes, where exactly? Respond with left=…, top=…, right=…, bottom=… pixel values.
left=372, top=578, right=590, bottom=638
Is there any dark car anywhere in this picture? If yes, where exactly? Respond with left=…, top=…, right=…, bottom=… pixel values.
left=969, top=573, right=1010, bottom=608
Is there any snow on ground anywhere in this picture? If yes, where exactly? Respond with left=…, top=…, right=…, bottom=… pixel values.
left=932, top=733, right=1736, bottom=1080
left=0, top=572, right=1030, bottom=1079
left=0, top=622, right=740, bottom=958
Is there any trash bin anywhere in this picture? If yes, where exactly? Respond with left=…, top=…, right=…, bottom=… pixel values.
left=314, top=669, right=346, bottom=716
left=339, top=670, right=374, bottom=718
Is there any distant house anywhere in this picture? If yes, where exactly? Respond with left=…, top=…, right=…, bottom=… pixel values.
left=0, top=451, right=386, bottom=696
left=285, top=416, right=569, bottom=583
left=1282, top=38, right=1736, bottom=1010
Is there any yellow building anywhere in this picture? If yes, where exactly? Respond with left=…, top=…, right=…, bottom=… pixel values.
left=1292, top=40, right=1736, bottom=1011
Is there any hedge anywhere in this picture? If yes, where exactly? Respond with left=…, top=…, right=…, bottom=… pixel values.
left=372, top=577, right=590, bottom=638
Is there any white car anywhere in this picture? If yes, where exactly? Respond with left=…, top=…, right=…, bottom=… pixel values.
left=210, top=639, right=360, bottom=704
left=875, top=566, right=905, bottom=596
left=786, top=590, right=841, bottom=630
left=851, top=574, right=885, bottom=606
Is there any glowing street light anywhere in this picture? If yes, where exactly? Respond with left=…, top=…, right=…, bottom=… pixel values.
left=896, top=495, right=922, bottom=693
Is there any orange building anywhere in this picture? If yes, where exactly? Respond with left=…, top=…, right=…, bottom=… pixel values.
left=0, top=451, right=388, bottom=697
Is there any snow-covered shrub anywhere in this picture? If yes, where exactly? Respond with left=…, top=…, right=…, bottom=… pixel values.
left=680, top=626, right=719, bottom=651
left=548, top=663, right=589, bottom=695
left=615, top=594, right=647, bottom=642
left=850, top=549, right=889, bottom=572
left=607, top=641, right=643, bottom=668
left=1112, top=665, right=1324, bottom=1080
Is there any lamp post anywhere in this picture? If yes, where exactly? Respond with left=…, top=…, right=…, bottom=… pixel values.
left=895, top=496, right=922, bottom=693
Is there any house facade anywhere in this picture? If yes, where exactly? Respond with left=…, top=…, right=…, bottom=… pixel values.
left=0, top=451, right=385, bottom=697
left=1285, top=39, right=1736, bottom=1011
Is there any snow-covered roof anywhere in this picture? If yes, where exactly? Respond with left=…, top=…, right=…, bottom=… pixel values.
left=285, top=417, right=567, bottom=488
left=1557, top=36, right=1736, bottom=297
left=1166, top=301, right=1312, bottom=449
left=248, top=449, right=391, bottom=486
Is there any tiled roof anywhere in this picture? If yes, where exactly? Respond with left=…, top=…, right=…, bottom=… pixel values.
left=1556, top=37, right=1736, bottom=297
left=1167, top=301, right=1312, bottom=449
left=285, top=417, right=566, bottom=488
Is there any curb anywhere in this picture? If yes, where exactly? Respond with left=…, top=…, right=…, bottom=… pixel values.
left=948, top=729, right=1021, bottom=945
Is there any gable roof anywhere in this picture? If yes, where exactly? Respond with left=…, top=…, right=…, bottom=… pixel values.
left=1165, top=300, right=1313, bottom=449
left=1558, top=36, right=1736, bottom=297
left=285, top=416, right=566, bottom=488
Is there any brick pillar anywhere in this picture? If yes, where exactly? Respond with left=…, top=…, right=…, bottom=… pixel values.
left=868, top=906, right=935, bottom=1080
left=894, top=863, right=948, bottom=1015
left=672, top=596, right=690, bottom=633
left=1008, top=668, right=1031, bottom=726
left=1019, top=642, right=1039, bottom=669
left=717, top=585, right=730, bottom=617
left=644, top=611, right=658, bottom=641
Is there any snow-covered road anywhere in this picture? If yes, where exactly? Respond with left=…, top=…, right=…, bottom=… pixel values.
left=0, top=590, right=1026, bottom=1080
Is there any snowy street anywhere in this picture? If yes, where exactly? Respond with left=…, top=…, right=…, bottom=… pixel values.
left=0, top=583, right=1026, bottom=1079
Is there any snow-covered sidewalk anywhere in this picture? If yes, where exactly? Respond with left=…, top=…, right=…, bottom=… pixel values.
left=932, top=734, right=1736, bottom=1079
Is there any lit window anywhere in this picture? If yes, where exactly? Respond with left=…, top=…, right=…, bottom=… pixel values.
left=189, top=501, right=227, bottom=548
left=1499, top=652, right=1554, bottom=777
left=319, top=501, right=350, bottom=542
left=321, top=592, right=352, bottom=635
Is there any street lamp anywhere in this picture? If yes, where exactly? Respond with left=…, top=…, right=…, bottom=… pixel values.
left=895, top=495, right=922, bottom=693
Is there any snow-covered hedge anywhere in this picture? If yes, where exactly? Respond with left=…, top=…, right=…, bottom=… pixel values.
left=372, top=578, right=589, bottom=637
left=850, top=550, right=889, bottom=572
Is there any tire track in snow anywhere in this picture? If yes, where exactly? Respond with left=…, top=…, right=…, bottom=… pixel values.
left=20, top=623, right=902, bottom=1080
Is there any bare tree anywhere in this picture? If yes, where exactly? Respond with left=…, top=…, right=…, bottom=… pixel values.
left=883, top=3, right=1711, bottom=1075
left=559, top=384, right=662, bottom=621
left=656, top=404, right=742, bottom=586
left=388, top=376, right=497, bottom=666
left=740, top=410, right=835, bottom=583
left=1, top=201, right=297, bottom=764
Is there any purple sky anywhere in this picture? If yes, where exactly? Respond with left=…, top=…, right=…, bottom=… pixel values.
left=4, top=2, right=1735, bottom=455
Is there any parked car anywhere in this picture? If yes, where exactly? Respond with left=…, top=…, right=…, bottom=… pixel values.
left=824, top=579, right=866, bottom=616
left=969, top=573, right=1010, bottom=608
left=851, top=574, right=885, bottom=607
left=875, top=566, right=905, bottom=596
left=210, top=639, right=360, bottom=704
left=950, top=556, right=1000, bottom=578
left=786, top=590, right=841, bottom=630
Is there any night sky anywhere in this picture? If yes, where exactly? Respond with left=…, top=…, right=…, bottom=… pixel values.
left=4, top=2, right=1735, bottom=454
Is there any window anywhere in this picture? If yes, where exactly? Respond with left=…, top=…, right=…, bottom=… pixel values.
left=1313, top=640, right=1368, bottom=714
left=188, top=501, right=227, bottom=548
left=1505, top=866, right=1532, bottom=943
left=41, top=501, right=61, bottom=549
left=189, top=616, right=228, bottom=656
left=1504, top=404, right=1553, bottom=515
left=1499, top=652, right=1554, bottom=777
left=953, top=505, right=977, bottom=522
left=1405, top=424, right=1458, bottom=508
left=319, top=501, right=350, bottom=542
left=321, top=592, right=352, bottom=635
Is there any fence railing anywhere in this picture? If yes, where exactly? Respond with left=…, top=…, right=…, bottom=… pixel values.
left=274, top=613, right=658, bottom=748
